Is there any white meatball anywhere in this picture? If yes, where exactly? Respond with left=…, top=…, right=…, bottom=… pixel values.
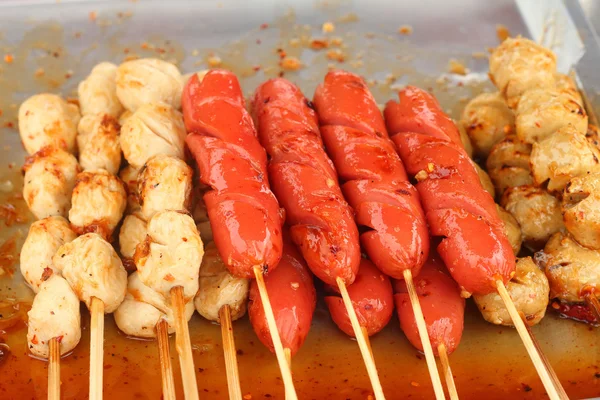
left=530, top=125, right=600, bottom=192
left=78, top=62, right=123, bottom=117
left=135, top=210, right=203, bottom=301
left=118, top=213, right=147, bottom=260
left=119, top=165, right=140, bottom=213
left=20, top=216, right=77, bottom=293
left=555, top=73, right=582, bottom=106
left=474, top=257, right=549, bottom=326
left=138, top=155, right=192, bottom=220
left=116, top=58, right=183, bottom=112
left=539, top=232, right=600, bottom=303
left=53, top=233, right=127, bottom=313
left=501, top=185, right=563, bottom=251
left=195, top=243, right=249, bottom=323
left=486, top=135, right=533, bottom=196
left=18, top=94, right=81, bottom=155
left=496, top=205, right=522, bottom=255
left=460, top=92, right=514, bottom=158
left=489, top=37, right=556, bottom=107
left=562, top=172, right=600, bottom=250
left=516, top=88, right=587, bottom=144
left=23, top=146, right=81, bottom=220
left=120, top=103, right=186, bottom=169
left=27, top=274, right=81, bottom=358
left=118, top=110, right=133, bottom=126
left=77, top=114, right=122, bottom=175
left=114, top=272, right=195, bottom=338
left=69, top=170, right=127, bottom=239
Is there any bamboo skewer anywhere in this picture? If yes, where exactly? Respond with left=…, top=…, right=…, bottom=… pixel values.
left=336, top=277, right=386, bottom=400
left=284, top=347, right=292, bottom=369
left=48, top=337, right=60, bottom=400
left=584, top=294, right=600, bottom=322
left=219, top=305, right=243, bottom=400
left=156, top=319, right=176, bottom=400
left=171, top=286, right=199, bottom=400
left=437, top=343, right=458, bottom=400
left=253, top=267, right=298, bottom=400
left=403, top=269, right=446, bottom=400
left=496, top=280, right=562, bottom=400
left=89, top=297, right=105, bottom=400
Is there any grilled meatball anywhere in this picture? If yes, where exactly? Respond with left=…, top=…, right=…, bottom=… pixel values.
left=516, top=88, right=587, bottom=144
left=586, top=124, right=600, bottom=150
left=538, top=232, right=600, bottom=303
left=119, top=103, right=186, bottom=169
left=18, top=94, right=81, bottom=155
left=23, top=146, right=81, bottom=220
left=555, top=73, right=582, bottom=105
left=562, top=172, right=600, bottom=250
left=138, top=155, right=192, bottom=220
left=119, top=165, right=141, bottom=213
left=134, top=210, right=203, bottom=301
left=114, top=272, right=194, bottom=338
left=489, top=37, right=556, bottom=108
left=53, top=233, right=127, bottom=313
left=78, top=62, right=123, bottom=117
left=486, top=135, right=533, bottom=197
left=77, top=114, right=121, bottom=175
left=69, top=170, right=127, bottom=239
left=473, top=257, right=549, bottom=326
left=195, top=243, right=249, bottom=323
left=496, top=205, right=522, bottom=255
left=501, top=185, right=563, bottom=250
left=20, top=216, right=77, bottom=293
left=116, top=58, right=183, bottom=112
left=27, top=274, right=81, bottom=358
left=118, top=212, right=147, bottom=262
left=531, top=125, right=600, bottom=192
left=460, top=92, right=514, bottom=158
left=475, top=164, right=495, bottom=198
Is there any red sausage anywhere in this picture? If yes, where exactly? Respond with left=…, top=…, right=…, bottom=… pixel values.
left=252, top=78, right=361, bottom=286
left=394, top=254, right=465, bottom=355
left=248, top=238, right=316, bottom=356
left=384, top=86, right=515, bottom=295
left=182, top=70, right=283, bottom=278
left=325, top=259, right=394, bottom=337
left=313, top=70, right=429, bottom=280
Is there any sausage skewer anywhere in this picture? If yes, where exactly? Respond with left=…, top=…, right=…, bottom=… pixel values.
left=313, top=71, right=445, bottom=399
left=182, top=70, right=296, bottom=399
left=251, top=78, right=388, bottom=397
left=385, top=85, right=565, bottom=400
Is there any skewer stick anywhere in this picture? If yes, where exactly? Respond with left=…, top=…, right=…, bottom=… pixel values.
left=584, top=294, right=600, bottom=322
left=253, top=267, right=297, bottom=400
left=336, top=277, right=386, bottom=400
left=219, top=305, right=243, bottom=400
left=284, top=348, right=292, bottom=368
left=437, top=343, right=458, bottom=400
left=48, top=337, right=60, bottom=400
left=170, top=286, right=199, bottom=400
left=156, top=319, right=176, bottom=400
left=523, top=320, right=569, bottom=400
left=496, top=280, right=561, bottom=400
left=89, top=296, right=105, bottom=400
left=361, top=326, right=375, bottom=360
left=403, top=269, right=446, bottom=400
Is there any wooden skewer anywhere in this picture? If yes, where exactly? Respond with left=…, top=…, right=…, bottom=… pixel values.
left=523, top=318, right=569, bottom=400
left=437, top=343, right=458, bottom=400
left=253, top=267, right=297, bottom=400
left=496, top=280, right=562, bottom=400
left=361, top=326, right=375, bottom=361
left=219, top=305, right=243, bottom=400
left=155, top=319, right=176, bottom=400
left=584, top=293, right=600, bottom=322
left=48, top=337, right=60, bottom=400
left=89, top=296, right=105, bottom=400
left=284, top=347, right=292, bottom=368
left=170, top=286, right=199, bottom=400
left=403, top=269, right=446, bottom=400
left=336, top=277, right=386, bottom=400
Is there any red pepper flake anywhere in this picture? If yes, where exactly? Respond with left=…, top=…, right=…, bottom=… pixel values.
left=256, top=39, right=262, bottom=45
left=31, top=335, right=38, bottom=344
left=89, top=11, right=97, bottom=22
left=164, top=274, right=175, bottom=282
left=253, top=65, right=261, bottom=72
left=41, top=267, right=54, bottom=281
left=0, top=109, right=3, bottom=117
left=4, top=54, right=13, bottom=64
left=260, top=23, right=268, bottom=30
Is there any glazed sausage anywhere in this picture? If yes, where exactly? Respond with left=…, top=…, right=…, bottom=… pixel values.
left=252, top=78, right=361, bottom=286
left=325, top=259, right=394, bottom=337
left=182, top=70, right=283, bottom=278
left=394, top=253, right=465, bottom=355
left=313, top=70, right=429, bottom=279
left=385, top=86, right=515, bottom=296
left=248, top=239, right=316, bottom=356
